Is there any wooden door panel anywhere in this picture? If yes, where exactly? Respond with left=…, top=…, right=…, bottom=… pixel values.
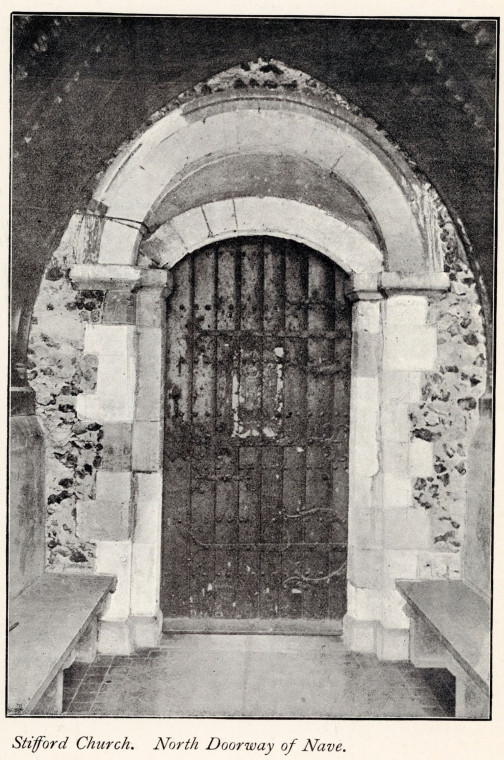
left=161, top=236, right=351, bottom=622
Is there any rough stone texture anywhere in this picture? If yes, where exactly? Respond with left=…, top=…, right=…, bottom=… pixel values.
left=28, top=231, right=105, bottom=570
left=409, top=251, right=486, bottom=571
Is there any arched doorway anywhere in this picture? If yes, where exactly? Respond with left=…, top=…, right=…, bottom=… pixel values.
left=28, top=60, right=486, bottom=659
left=161, top=236, right=351, bottom=627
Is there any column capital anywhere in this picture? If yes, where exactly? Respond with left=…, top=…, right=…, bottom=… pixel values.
left=379, top=272, right=450, bottom=296
left=346, top=272, right=450, bottom=301
left=138, top=268, right=174, bottom=296
left=69, top=264, right=174, bottom=296
left=69, top=264, right=142, bottom=292
left=345, top=273, right=382, bottom=302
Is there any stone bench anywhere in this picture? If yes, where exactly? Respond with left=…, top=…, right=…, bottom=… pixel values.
left=396, top=580, right=490, bottom=718
left=8, top=573, right=116, bottom=715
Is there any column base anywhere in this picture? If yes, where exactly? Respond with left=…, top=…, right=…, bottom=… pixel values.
left=375, top=623, right=409, bottom=661
left=98, top=619, right=135, bottom=655
left=130, top=611, right=163, bottom=648
left=343, top=615, right=376, bottom=653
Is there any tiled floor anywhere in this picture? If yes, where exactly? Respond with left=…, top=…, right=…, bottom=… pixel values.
left=63, top=634, right=455, bottom=718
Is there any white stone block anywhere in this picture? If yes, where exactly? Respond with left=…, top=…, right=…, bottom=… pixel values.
left=236, top=109, right=314, bottom=154
left=383, top=323, right=437, bottom=371
left=77, top=325, right=136, bottom=422
left=352, top=300, right=381, bottom=334
left=408, top=372, right=423, bottom=402
left=130, top=611, right=163, bottom=649
left=170, top=206, right=211, bottom=253
left=142, top=223, right=188, bottom=269
left=347, top=507, right=383, bottom=550
left=134, top=473, right=163, bottom=544
left=95, top=540, right=132, bottom=619
left=337, top=142, right=392, bottom=205
left=383, top=549, right=418, bottom=580
left=202, top=200, right=237, bottom=238
left=383, top=509, right=431, bottom=549
left=97, top=619, right=134, bottom=656
left=347, top=548, right=383, bottom=588
left=382, top=473, right=412, bottom=509
left=385, top=295, right=429, bottom=328
left=99, top=109, right=188, bottom=204
left=99, top=219, right=143, bottom=266
left=351, top=443, right=379, bottom=478
left=348, top=475, right=374, bottom=516
left=305, top=122, right=355, bottom=169
left=347, top=582, right=381, bottom=621
left=375, top=623, right=409, bottom=661
left=381, top=585, right=412, bottom=629
left=381, top=403, right=410, bottom=443
left=96, top=471, right=132, bottom=505
left=234, top=196, right=269, bottom=234
left=409, top=438, right=433, bottom=476
left=130, top=543, right=159, bottom=616
left=136, top=327, right=164, bottom=421
left=343, top=615, right=376, bottom=653
left=382, top=440, right=409, bottom=477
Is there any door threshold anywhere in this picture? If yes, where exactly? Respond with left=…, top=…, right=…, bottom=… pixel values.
left=162, top=618, right=343, bottom=636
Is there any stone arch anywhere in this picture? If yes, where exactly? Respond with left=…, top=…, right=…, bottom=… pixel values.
left=140, top=198, right=383, bottom=275
left=29, top=59, right=487, bottom=660
left=71, top=60, right=451, bottom=276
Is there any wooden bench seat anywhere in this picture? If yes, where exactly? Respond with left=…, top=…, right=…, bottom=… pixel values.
left=396, top=580, right=490, bottom=718
left=8, top=573, right=116, bottom=715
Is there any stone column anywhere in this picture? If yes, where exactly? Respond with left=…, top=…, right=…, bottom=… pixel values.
left=70, top=264, right=141, bottom=654
left=129, top=270, right=172, bottom=648
left=343, top=272, right=450, bottom=659
left=343, top=274, right=384, bottom=653
left=377, top=272, right=449, bottom=660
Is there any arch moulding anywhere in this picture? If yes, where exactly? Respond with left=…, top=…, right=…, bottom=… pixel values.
left=32, top=61, right=487, bottom=661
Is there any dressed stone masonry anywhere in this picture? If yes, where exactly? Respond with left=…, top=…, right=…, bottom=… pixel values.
left=29, top=59, right=487, bottom=657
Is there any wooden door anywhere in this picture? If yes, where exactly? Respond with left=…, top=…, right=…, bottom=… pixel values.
left=161, top=237, right=351, bottom=622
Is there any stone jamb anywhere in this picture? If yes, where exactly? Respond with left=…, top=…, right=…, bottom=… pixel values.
left=344, top=274, right=451, bottom=660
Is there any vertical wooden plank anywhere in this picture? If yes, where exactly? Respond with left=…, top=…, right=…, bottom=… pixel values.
left=279, top=546, right=304, bottom=618
left=307, top=254, right=335, bottom=440
left=262, top=242, right=285, bottom=441
left=192, top=246, right=216, bottom=439
left=189, top=248, right=216, bottom=616
left=285, top=241, right=307, bottom=333
left=327, top=547, right=348, bottom=619
left=188, top=546, right=214, bottom=618
left=305, top=255, right=335, bottom=558
left=259, top=548, right=281, bottom=618
left=215, top=443, right=239, bottom=544
left=263, top=239, right=284, bottom=333
left=217, top=241, right=237, bottom=331
left=282, top=446, right=305, bottom=543
left=162, top=255, right=193, bottom=617
left=161, top=458, right=191, bottom=616
left=283, top=337, right=307, bottom=443
left=331, top=267, right=352, bottom=553
left=216, top=242, right=238, bottom=438
left=238, top=446, right=261, bottom=544
left=301, top=546, right=330, bottom=620
left=213, top=549, right=238, bottom=619
left=215, top=243, right=240, bottom=551
left=165, top=256, right=192, bottom=426
left=240, top=240, right=262, bottom=331
left=305, top=444, right=333, bottom=544
left=238, top=241, right=263, bottom=439
left=236, top=549, right=259, bottom=618
left=260, top=446, right=283, bottom=544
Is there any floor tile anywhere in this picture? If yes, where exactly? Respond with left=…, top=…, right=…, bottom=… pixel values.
left=63, top=634, right=455, bottom=718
